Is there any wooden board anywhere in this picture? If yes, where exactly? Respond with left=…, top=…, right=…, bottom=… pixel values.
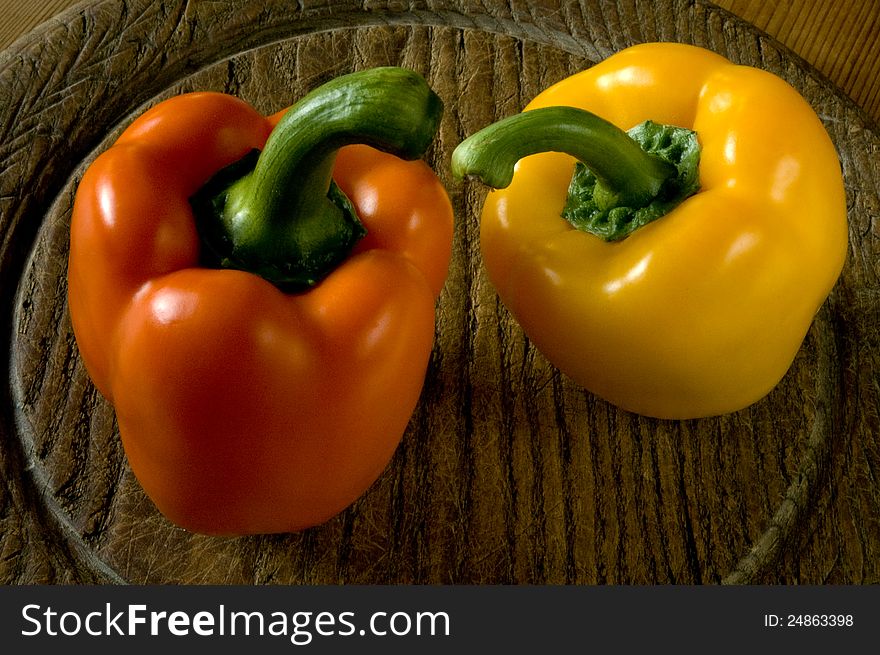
left=1, top=0, right=878, bottom=585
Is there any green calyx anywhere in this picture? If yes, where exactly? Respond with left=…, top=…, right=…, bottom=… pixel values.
left=451, top=106, right=701, bottom=242
left=562, top=120, right=700, bottom=241
left=191, top=67, right=443, bottom=291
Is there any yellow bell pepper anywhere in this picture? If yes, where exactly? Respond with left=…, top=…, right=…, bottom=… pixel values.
left=452, top=43, right=847, bottom=419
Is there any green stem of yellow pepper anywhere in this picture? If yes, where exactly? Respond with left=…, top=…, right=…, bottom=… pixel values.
left=451, top=106, right=701, bottom=241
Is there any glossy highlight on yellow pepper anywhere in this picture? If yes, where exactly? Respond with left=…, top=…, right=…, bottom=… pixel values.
left=463, top=43, right=847, bottom=419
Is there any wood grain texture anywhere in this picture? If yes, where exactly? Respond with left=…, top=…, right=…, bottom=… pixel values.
left=714, top=0, right=880, bottom=126
left=2, top=0, right=878, bottom=125
left=0, top=0, right=83, bottom=52
left=0, top=0, right=878, bottom=585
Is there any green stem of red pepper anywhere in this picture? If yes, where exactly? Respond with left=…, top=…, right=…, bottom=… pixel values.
left=451, top=106, right=701, bottom=241
left=192, top=67, right=444, bottom=290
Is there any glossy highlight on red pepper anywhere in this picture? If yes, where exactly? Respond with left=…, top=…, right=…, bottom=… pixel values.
left=68, top=69, right=453, bottom=535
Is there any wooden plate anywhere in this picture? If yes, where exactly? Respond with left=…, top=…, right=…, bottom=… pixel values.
left=2, top=0, right=878, bottom=584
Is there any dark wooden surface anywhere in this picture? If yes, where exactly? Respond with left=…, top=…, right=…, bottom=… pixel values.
left=4, top=1, right=880, bottom=126
left=1, top=0, right=878, bottom=585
